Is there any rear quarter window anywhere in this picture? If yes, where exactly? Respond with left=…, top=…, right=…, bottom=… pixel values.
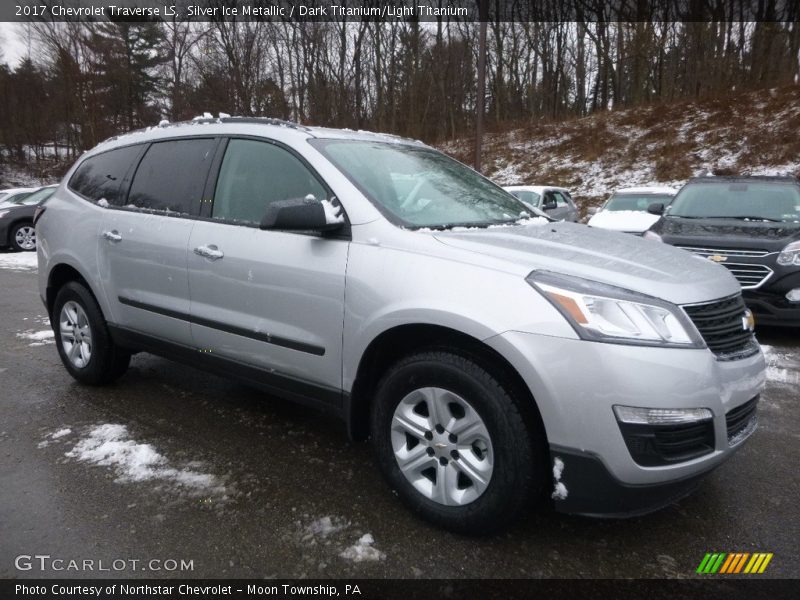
left=68, top=145, right=143, bottom=205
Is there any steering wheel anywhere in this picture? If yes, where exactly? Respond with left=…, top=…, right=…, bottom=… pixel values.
left=399, top=178, right=428, bottom=212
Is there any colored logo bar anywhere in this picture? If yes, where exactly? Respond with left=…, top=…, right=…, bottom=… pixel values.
left=696, top=552, right=773, bottom=574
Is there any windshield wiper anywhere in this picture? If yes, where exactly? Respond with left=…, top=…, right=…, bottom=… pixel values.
left=670, top=215, right=784, bottom=222
left=727, top=216, right=784, bottom=222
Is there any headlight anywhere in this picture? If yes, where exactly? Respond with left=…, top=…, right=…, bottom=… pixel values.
left=777, top=240, right=800, bottom=266
left=527, top=271, right=703, bottom=348
left=0, top=210, right=9, bottom=219
left=642, top=230, right=662, bottom=242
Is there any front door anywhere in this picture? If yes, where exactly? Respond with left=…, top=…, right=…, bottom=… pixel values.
left=187, top=138, right=348, bottom=403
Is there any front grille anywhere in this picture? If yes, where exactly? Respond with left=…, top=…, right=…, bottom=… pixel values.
left=676, top=246, right=773, bottom=289
left=726, top=396, right=759, bottom=446
left=619, top=420, right=715, bottom=466
left=721, top=263, right=773, bottom=289
left=682, top=294, right=758, bottom=359
left=677, top=245, right=770, bottom=258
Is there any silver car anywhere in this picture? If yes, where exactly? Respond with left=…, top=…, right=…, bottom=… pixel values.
left=504, top=185, right=580, bottom=222
left=36, top=119, right=765, bottom=533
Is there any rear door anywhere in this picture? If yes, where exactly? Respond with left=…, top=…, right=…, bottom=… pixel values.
left=187, top=137, right=348, bottom=403
left=98, top=137, right=218, bottom=345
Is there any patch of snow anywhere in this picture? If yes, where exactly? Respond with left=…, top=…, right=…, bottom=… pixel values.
left=51, top=428, right=72, bottom=439
left=158, top=119, right=170, bottom=127
left=551, top=457, right=568, bottom=500
left=760, top=344, right=800, bottom=386
left=218, top=112, right=231, bottom=119
left=306, top=516, right=349, bottom=539
left=97, top=198, right=109, bottom=208
left=38, top=427, right=73, bottom=448
left=17, top=329, right=54, bottom=346
left=64, top=424, right=226, bottom=496
left=339, top=534, right=385, bottom=563
left=320, top=198, right=345, bottom=224
left=0, top=252, right=38, bottom=272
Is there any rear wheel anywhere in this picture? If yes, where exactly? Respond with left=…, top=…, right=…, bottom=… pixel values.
left=11, top=222, right=36, bottom=251
left=53, top=281, right=130, bottom=385
left=371, top=350, right=544, bottom=534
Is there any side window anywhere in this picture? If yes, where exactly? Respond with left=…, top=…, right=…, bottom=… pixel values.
left=127, top=138, right=216, bottom=214
left=553, top=191, right=569, bottom=207
left=68, top=145, right=143, bottom=205
left=212, top=139, right=327, bottom=225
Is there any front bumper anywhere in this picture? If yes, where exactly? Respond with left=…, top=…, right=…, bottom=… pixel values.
left=546, top=445, right=713, bottom=517
left=486, top=331, right=766, bottom=515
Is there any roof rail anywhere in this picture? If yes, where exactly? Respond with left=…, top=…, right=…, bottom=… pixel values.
left=186, top=115, right=310, bottom=131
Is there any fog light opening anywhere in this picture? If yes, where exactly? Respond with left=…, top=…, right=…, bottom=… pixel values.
left=785, top=288, right=800, bottom=303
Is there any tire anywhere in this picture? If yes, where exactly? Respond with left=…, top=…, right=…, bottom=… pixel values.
left=10, top=222, right=37, bottom=251
left=52, top=281, right=130, bottom=385
left=371, top=350, right=544, bottom=534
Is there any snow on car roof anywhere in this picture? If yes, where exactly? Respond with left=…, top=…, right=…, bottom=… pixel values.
left=91, top=115, right=428, bottom=157
left=0, top=187, right=36, bottom=195
left=613, top=186, right=677, bottom=195
left=503, top=185, right=569, bottom=194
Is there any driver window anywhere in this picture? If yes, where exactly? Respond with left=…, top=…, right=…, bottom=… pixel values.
left=552, top=191, right=569, bottom=207
left=212, top=139, right=327, bottom=224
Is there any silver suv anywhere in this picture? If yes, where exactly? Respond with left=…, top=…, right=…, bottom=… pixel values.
left=37, top=119, right=766, bottom=533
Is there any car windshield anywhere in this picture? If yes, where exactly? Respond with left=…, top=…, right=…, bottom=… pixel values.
left=20, top=187, right=56, bottom=206
left=311, top=139, right=537, bottom=228
left=7, top=192, right=33, bottom=205
left=668, top=181, right=800, bottom=222
left=509, top=190, right=541, bottom=208
left=605, top=193, right=672, bottom=212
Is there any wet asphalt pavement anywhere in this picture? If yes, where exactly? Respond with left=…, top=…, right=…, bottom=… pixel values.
left=1, top=259, right=798, bottom=580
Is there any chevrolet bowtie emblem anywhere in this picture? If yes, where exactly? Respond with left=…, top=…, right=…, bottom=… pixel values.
left=707, top=255, right=728, bottom=262
left=742, top=310, right=755, bottom=332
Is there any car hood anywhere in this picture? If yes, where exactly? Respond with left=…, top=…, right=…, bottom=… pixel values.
left=433, top=221, right=740, bottom=305
left=653, top=216, right=800, bottom=249
left=587, top=210, right=660, bottom=233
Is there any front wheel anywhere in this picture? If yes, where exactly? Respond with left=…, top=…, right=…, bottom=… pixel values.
left=371, top=351, right=544, bottom=534
left=11, top=222, right=36, bottom=251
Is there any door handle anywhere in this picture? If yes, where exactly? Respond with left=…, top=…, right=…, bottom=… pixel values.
left=102, top=230, right=122, bottom=242
left=193, top=244, right=224, bottom=260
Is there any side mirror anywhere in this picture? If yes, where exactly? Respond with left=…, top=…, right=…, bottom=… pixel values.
left=260, top=197, right=344, bottom=232
left=587, top=207, right=599, bottom=216
left=647, top=202, right=665, bottom=215
left=542, top=199, right=557, bottom=211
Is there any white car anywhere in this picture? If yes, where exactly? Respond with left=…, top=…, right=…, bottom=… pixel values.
left=587, top=186, right=677, bottom=235
left=503, top=185, right=579, bottom=222
left=0, top=187, right=36, bottom=208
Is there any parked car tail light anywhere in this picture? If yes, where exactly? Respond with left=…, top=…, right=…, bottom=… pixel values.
left=33, top=206, right=46, bottom=226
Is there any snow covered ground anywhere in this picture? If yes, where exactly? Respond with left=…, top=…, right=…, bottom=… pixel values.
left=0, top=252, right=38, bottom=271
left=438, top=84, right=800, bottom=205
left=295, top=516, right=385, bottom=564
left=52, top=424, right=229, bottom=498
left=761, top=344, right=800, bottom=386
